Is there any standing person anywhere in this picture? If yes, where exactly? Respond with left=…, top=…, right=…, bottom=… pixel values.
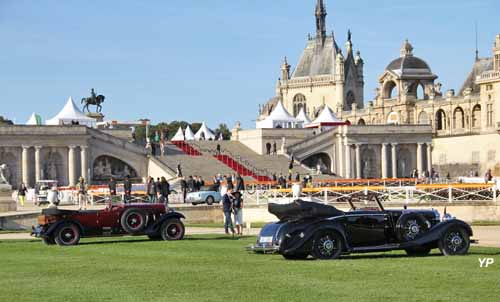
left=77, top=177, right=88, bottom=210
left=156, top=177, right=162, bottom=201
left=146, top=177, right=157, bottom=203
left=187, top=176, right=195, bottom=192
left=108, top=177, right=117, bottom=205
left=485, top=169, right=493, bottom=183
left=123, top=175, right=132, bottom=203
left=216, top=143, right=221, bottom=155
left=235, top=174, right=245, bottom=192
left=272, top=173, right=277, bottom=182
left=18, top=183, right=27, bottom=207
left=199, top=176, right=205, bottom=188
left=159, top=177, right=170, bottom=205
left=272, top=141, right=277, bottom=155
left=180, top=177, right=187, bottom=203
left=295, top=172, right=300, bottom=182
left=288, top=157, right=294, bottom=175
left=176, top=163, right=183, bottom=178
left=226, top=175, right=234, bottom=191
left=233, top=192, right=244, bottom=236
left=212, top=175, right=220, bottom=191
left=222, top=188, right=235, bottom=235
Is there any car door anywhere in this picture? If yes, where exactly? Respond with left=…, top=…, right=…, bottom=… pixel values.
left=345, top=213, right=389, bottom=247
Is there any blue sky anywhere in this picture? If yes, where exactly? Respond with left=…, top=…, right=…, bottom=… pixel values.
left=0, top=0, right=498, bottom=128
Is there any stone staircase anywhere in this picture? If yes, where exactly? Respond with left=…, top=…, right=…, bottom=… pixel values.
left=154, top=143, right=235, bottom=180
left=286, top=128, right=336, bottom=162
left=190, top=141, right=313, bottom=177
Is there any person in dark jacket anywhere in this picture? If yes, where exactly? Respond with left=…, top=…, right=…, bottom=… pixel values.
left=123, top=175, right=132, bottom=203
left=17, top=183, right=27, bottom=206
left=295, top=172, right=300, bottom=182
left=176, top=163, right=183, bottom=178
left=108, top=177, right=117, bottom=196
left=235, top=174, right=245, bottom=192
left=222, top=188, right=235, bottom=235
left=159, top=177, right=170, bottom=204
left=180, top=177, right=187, bottom=203
left=187, top=176, right=195, bottom=192
left=198, top=176, right=205, bottom=188
left=216, top=144, right=221, bottom=155
left=226, top=175, right=234, bottom=191
left=146, top=177, right=157, bottom=203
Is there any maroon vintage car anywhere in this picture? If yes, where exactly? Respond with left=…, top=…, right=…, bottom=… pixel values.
left=32, top=203, right=185, bottom=246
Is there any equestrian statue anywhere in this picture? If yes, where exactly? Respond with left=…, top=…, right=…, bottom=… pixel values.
left=81, top=88, right=105, bottom=113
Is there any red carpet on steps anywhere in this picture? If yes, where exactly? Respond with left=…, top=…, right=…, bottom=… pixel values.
left=171, top=141, right=202, bottom=156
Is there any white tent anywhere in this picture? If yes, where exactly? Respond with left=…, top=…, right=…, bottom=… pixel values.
left=295, top=107, right=311, bottom=126
left=256, top=100, right=302, bottom=129
left=184, top=125, right=195, bottom=140
left=171, top=126, right=185, bottom=141
left=26, top=112, right=43, bottom=125
left=46, top=97, right=95, bottom=126
left=194, top=122, right=216, bottom=140
left=306, top=106, right=346, bottom=128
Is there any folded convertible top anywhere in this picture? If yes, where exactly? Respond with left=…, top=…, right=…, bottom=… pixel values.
left=268, top=200, right=344, bottom=221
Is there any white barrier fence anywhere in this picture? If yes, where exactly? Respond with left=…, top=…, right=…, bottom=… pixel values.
left=243, top=183, right=498, bottom=205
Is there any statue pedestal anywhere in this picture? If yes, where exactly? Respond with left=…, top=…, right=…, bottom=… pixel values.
left=86, top=113, right=105, bottom=123
left=0, top=184, right=17, bottom=213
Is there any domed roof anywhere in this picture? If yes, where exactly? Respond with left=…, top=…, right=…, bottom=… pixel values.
left=386, top=56, right=431, bottom=71
left=385, top=39, right=432, bottom=73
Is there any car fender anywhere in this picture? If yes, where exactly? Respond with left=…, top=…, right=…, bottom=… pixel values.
left=44, top=219, right=85, bottom=238
left=148, top=211, right=186, bottom=233
left=402, top=219, right=473, bottom=248
left=280, top=220, right=348, bottom=255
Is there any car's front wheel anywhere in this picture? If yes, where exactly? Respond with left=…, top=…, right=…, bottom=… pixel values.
left=438, top=227, right=470, bottom=256
left=206, top=196, right=214, bottom=205
left=160, top=219, right=185, bottom=241
left=311, top=230, right=343, bottom=260
left=54, top=223, right=81, bottom=246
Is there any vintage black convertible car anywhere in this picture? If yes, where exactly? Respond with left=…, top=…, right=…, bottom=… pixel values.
left=250, top=198, right=474, bottom=260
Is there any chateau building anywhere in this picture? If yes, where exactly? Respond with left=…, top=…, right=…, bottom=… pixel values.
left=250, top=0, right=500, bottom=177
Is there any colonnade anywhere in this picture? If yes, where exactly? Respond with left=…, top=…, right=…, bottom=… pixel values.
left=20, top=145, right=89, bottom=187
left=337, top=136, right=432, bottom=179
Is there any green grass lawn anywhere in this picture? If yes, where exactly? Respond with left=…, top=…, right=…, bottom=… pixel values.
left=0, top=236, right=499, bottom=302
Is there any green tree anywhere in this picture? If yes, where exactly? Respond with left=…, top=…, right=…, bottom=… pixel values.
left=215, top=123, right=231, bottom=140
left=0, top=116, right=13, bottom=125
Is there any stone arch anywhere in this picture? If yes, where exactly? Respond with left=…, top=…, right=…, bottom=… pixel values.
left=397, top=147, right=413, bottom=178
left=293, top=94, right=306, bottom=116
left=92, top=155, right=138, bottom=183
left=418, top=111, right=429, bottom=124
left=453, top=107, right=465, bottom=129
left=472, top=104, right=481, bottom=128
left=0, top=150, right=19, bottom=188
left=346, top=91, right=356, bottom=110
left=408, top=81, right=426, bottom=99
left=435, top=109, right=447, bottom=130
left=383, top=81, right=398, bottom=99
left=360, top=147, right=377, bottom=178
left=302, top=153, right=332, bottom=174
left=358, top=118, right=366, bottom=125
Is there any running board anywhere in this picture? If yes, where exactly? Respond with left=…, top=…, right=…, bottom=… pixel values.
left=351, top=244, right=400, bottom=252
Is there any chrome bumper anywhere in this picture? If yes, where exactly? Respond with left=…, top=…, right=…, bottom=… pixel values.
left=246, top=244, right=280, bottom=254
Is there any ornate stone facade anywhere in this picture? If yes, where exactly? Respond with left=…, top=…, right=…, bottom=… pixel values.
left=254, top=1, right=500, bottom=177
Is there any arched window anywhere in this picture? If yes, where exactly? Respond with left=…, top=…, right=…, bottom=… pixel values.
left=418, top=111, right=429, bottom=124
left=346, top=91, right=356, bottom=110
left=435, top=109, right=447, bottom=130
left=358, top=119, right=366, bottom=125
left=293, top=94, right=306, bottom=116
left=453, top=107, right=464, bottom=129
left=472, top=105, right=481, bottom=128
left=383, top=81, right=398, bottom=99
